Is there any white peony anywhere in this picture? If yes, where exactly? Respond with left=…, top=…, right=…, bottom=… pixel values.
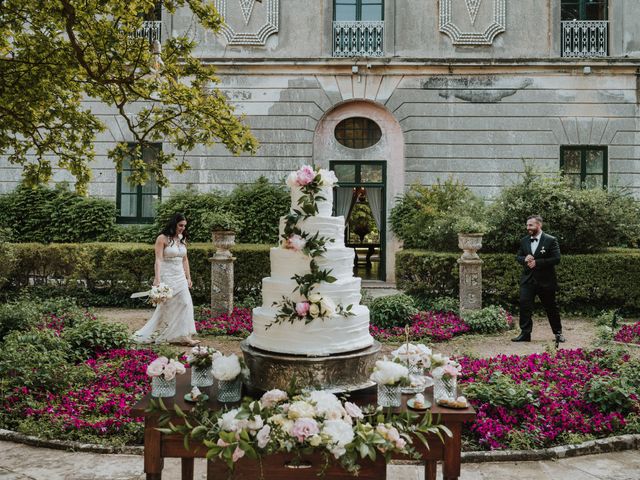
left=431, top=366, right=444, bottom=379
left=246, top=415, right=264, bottom=432
left=369, top=360, right=409, bottom=386
left=288, top=400, right=316, bottom=419
left=286, top=234, right=307, bottom=252
left=212, top=354, right=242, bottom=381
left=308, top=391, right=344, bottom=419
left=344, top=402, right=364, bottom=419
left=260, top=389, right=288, bottom=408
left=146, top=357, right=167, bottom=377
left=392, top=343, right=432, bottom=367
left=218, top=409, right=241, bottom=431
left=322, top=419, right=354, bottom=458
left=286, top=171, right=298, bottom=188
left=318, top=169, right=339, bottom=187
left=163, top=361, right=177, bottom=381
left=256, top=425, right=271, bottom=449
left=172, top=359, right=186, bottom=376
left=320, top=297, right=337, bottom=317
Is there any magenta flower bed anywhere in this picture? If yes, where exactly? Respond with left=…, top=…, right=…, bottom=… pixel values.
left=195, top=307, right=253, bottom=337
left=614, top=322, right=640, bottom=345
left=370, top=311, right=471, bottom=342
left=458, top=349, right=633, bottom=450
left=7, top=348, right=156, bottom=437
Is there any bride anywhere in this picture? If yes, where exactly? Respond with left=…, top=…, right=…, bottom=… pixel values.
left=133, top=213, right=200, bottom=346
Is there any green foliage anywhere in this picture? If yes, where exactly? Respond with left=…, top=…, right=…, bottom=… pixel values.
left=369, top=294, right=418, bottom=329
left=413, top=295, right=459, bottom=314
left=3, top=242, right=271, bottom=307
left=0, top=184, right=117, bottom=243
left=389, top=179, right=487, bottom=251
left=63, top=320, right=131, bottom=359
left=584, top=376, right=637, bottom=414
left=1, top=0, right=257, bottom=193
left=484, top=169, right=640, bottom=253
left=397, top=249, right=640, bottom=313
left=228, top=177, right=289, bottom=244
left=462, top=306, right=513, bottom=334
left=503, top=428, right=545, bottom=450
left=202, top=211, right=244, bottom=234
left=0, top=229, right=17, bottom=290
left=0, top=328, right=93, bottom=391
left=0, top=300, right=40, bottom=340
left=463, top=372, right=538, bottom=409
left=595, top=310, right=623, bottom=329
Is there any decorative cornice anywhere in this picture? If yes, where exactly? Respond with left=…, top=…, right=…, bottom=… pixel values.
left=214, top=0, right=279, bottom=46
left=440, top=0, right=506, bottom=46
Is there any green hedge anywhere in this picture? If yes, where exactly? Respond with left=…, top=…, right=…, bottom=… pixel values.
left=396, top=249, right=640, bottom=313
left=2, top=242, right=271, bottom=307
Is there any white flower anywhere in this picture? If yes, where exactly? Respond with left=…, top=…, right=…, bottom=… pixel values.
left=392, top=343, right=432, bottom=368
left=246, top=415, right=264, bottom=432
left=219, top=409, right=241, bottom=431
left=285, top=234, right=307, bottom=252
left=318, top=169, right=339, bottom=187
left=431, top=353, right=448, bottom=368
left=163, top=361, right=177, bottom=381
left=146, top=357, right=167, bottom=377
left=288, top=400, right=316, bottom=419
left=431, top=366, right=444, bottom=379
left=308, top=434, right=322, bottom=447
left=308, top=293, right=322, bottom=303
left=256, top=425, right=271, bottom=449
left=172, top=359, right=186, bottom=376
left=212, top=354, right=242, bottom=381
left=344, top=402, right=364, bottom=419
left=309, top=304, right=320, bottom=318
left=308, top=391, right=344, bottom=419
left=320, top=297, right=337, bottom=317
left=232, top=446, right=245, bottom=463
left=370, top=360, right=409, bottom=386
left=260, top=389, right=288, bottom=408
left=322, top=420, right=354, bottom=458
left=286, top=171, right=298, bottom=188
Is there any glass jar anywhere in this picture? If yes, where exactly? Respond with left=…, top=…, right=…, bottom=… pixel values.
left=433, top=376, right=457, bottom=402
left=151, top=376, right=177, bottom=398
left=191, top=367, right=214, bottom=387
left=217, top=377, right=242, bottom=402
left=377, top=383, right=402, bottom=408
left=402, top=364, right=426, bottom=394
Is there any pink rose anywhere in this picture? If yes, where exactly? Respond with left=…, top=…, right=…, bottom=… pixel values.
left=163, top=362, right=177, bottom=381
left=344, top=402, right=363, bottom=419
left=443, top=364, right=460, bottom=378
left=260, top=389, right=288, bottom=408
left=386, top=426, right=400, bottom=443
left=285, top=234, right=306, bottom=252
left=290, top=418, right=320, bottom=442
left=232, top=446, right=245, bottom=462
left=296, top=165, right=316, bottom=186
left=295, top=302, right=310, bottom=317
left=146, top=358, right=166, bottom=377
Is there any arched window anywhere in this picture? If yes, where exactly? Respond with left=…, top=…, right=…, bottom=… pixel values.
left=335, top=117, right=382, bottom=149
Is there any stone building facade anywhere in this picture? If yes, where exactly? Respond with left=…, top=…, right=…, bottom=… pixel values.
left=1, top=0, right=639, bottom=281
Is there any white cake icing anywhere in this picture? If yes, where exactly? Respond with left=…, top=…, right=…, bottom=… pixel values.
left=248, top=168, right=374, bottom=356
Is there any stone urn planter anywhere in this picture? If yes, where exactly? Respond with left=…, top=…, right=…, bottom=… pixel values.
left=458, top=233, right=483, bottom=260
left=212, top=230, right=235, bottom=258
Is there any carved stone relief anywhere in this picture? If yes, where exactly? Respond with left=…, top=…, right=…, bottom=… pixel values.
left=214, top=0, right=279, bottom=45
left=440, top=0, right=506, bottom=45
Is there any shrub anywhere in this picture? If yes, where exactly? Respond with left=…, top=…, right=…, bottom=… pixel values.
left=0, top=300, right=41, bottom=340
left=463, top=372, right=538, bottom=409
left=389, top=179, right=487, bottom=251
left=462, top=306, right=514, bottom=334
left=484, top=169, right=640, bottom=254
left=396, top=249, right=640, bottom=313
left=228, top=177, right=289, bottom=244
left=369, top=294, right=418, bottom=329
left=584, top=376, right=637, bottom=414
left=0, top=183, right=117, bottom=243
left=63, top=319, right=132, bottom=359
left=413, top=295, right=459, bottom=314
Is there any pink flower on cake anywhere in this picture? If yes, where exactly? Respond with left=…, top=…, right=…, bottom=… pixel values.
left=291, top=418, right=320, bottom=442
left=295, top=302, right=310, bottom=317
left=285, top=234, right=306, bottom=252
left=296, top=165, right=316, bottom=185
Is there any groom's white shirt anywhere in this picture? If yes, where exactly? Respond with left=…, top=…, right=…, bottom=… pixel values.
left=531, top=231, right=542, bottom=255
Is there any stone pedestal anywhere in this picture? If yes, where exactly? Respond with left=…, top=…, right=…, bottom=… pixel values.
left=209, top=231, right=236, bottom=316
left=457, top=233, right=483, bottom=311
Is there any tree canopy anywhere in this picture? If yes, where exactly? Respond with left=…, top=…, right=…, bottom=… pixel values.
left=0, top=0, right=258, bottom=193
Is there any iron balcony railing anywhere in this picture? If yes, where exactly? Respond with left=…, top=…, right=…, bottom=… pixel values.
left=561, top=20, right=608, bottom=57
left=133, top=21, right=162, bottom=43
left=333, top=21, right=384, bottom=57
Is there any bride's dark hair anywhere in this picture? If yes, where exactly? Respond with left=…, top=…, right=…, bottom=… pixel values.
left=161, top=213, right=188, bottom=245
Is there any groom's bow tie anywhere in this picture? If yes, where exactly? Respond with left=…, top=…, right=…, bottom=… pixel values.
left=530, top=238, right=538, bottom=243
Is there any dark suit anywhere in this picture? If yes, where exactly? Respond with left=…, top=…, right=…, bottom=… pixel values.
left=516, top=232, right=562, bottom=335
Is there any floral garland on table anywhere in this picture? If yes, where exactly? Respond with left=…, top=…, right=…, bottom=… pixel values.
left=270, top=166, right=355, bottom=326
left=153, top=389, right=450, bottom=474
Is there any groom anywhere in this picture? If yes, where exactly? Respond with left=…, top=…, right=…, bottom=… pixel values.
left=511, top=215, right=565, bottom=343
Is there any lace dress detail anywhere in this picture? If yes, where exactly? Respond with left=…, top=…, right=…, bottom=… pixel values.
left=133, top=242, right=196, bottom=344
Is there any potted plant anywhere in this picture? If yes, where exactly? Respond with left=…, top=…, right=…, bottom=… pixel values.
left=202, top=211, right=243, bottom=257
left=187, top=346, right=220, bottom=387
left=212, top=353, right=245, bottom=402
left=455, top=216, right=487, bottom=260
left=369, top=359, right=409, bottom=408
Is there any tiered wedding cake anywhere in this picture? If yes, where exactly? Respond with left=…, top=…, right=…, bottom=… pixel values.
left=247, top=166, right=374, bottom=356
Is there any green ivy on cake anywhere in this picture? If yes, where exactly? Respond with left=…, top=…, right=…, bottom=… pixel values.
left=270, top=166, right=355, bottom=326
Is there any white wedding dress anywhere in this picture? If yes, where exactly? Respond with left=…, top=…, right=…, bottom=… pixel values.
left=133, top=242, right=197, bottom=344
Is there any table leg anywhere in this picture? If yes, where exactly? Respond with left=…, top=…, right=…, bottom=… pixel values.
left=442, top=422, right=462, bottom=480
left=206, top=459, right=217, bottom=480
left=144, top=417, right=164, bottom=480
left=425, top=460, right=437, bottom=480
left=181, top=458, right=194, bottom=480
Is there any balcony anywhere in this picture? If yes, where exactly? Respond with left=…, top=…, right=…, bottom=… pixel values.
left=561, top=20, right=608, bottom=57
left=133, top=21, right=162, bottom=43
left=333, top=21, right=384, bottom=58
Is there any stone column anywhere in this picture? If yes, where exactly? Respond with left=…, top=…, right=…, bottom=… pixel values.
left=209, top=231, right=236, bottom=316
left=457, top=233, right=483, bottom=311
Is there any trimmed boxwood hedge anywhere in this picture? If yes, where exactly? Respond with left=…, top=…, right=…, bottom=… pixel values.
left=3, top=243, right=271, bottom=307
left=397, top=249, right=640, bottom=313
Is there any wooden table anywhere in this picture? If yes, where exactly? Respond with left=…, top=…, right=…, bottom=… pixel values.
left=346, top=242, right=380, bottom=269
left=130, top=375, right=475, bottom=480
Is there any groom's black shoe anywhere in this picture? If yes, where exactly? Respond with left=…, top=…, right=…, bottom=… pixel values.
left=555, top=333, right=566, bottom=343
left=511, top=333, right=531, bottom=342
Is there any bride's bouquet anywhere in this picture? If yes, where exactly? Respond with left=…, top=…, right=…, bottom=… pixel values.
left=131, top=283, right=173, bottom=306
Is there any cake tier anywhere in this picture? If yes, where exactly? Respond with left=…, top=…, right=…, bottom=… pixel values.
left=270, top=247, right=354, bottom=280
left=279, top=215, right=345, bottom=248
left=261, top=276, right=362, bottom=308
left=290, top=186, right=333, bottom=217
left=248, top=305, right=374, bottom=356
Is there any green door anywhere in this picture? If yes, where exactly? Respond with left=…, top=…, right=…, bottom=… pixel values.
left=330, top=161, right=386, bottom=281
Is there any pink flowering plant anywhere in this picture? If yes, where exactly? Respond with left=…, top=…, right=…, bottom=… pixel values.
left=614, top=321, right=640, bottom=345
left=195, top=307, right=253, bottom=337
left=154, top=388, right=449, bottom=473
left=370, top=311, right=471, bottom=342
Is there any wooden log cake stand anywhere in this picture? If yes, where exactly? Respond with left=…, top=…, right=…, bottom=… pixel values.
left=130, top=375, right=475, bottom=480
